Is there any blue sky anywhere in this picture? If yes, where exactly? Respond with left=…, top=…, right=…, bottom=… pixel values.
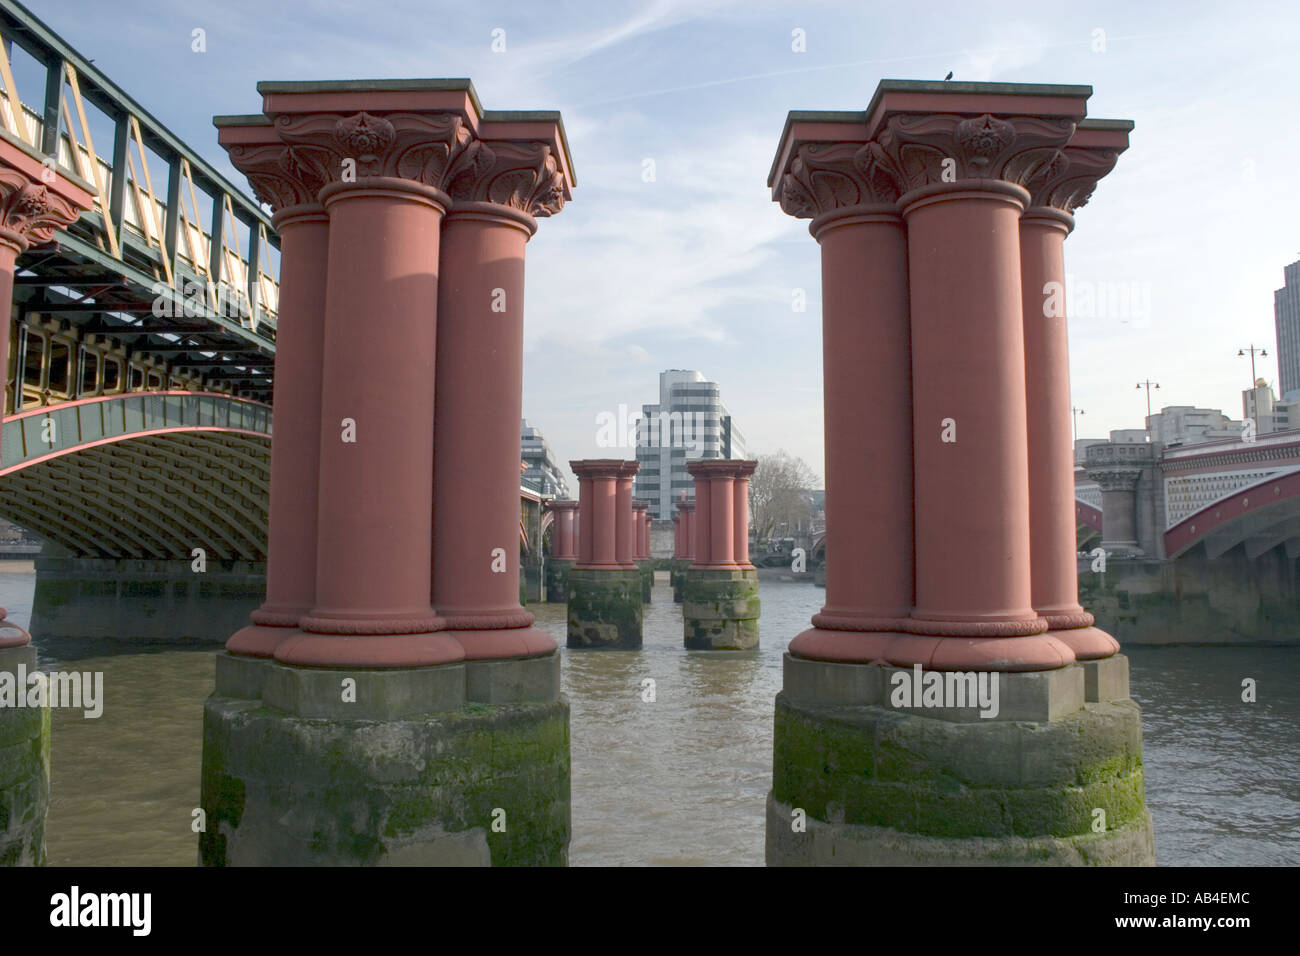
left=26, top=0, right=1300, bottom=490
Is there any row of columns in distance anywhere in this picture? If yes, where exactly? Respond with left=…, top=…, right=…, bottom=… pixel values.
left=560, top=458, right=757, bottom=571
left=548, top=495, right=653, bottom=563
left=218, top=81, right=574, bottom=668
left=770, top=83, right=1133, bottom=671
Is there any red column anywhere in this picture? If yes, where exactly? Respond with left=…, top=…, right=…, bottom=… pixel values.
left=0, top=141, right=93, bottom=649
left=265, top=107, right=467, bottom=669
left=632, top=501, right=649, bottom=559
left=679, top=501, right=695, bottom=561
left=1020, top=132, right=1128, bottom=661
left=615, top=463, right=639, bottom=568
left=551, top=501, right=578, bottom=561
left=690, top=475, right=711, bottom=567
left=432, top=197, right=554, bottom=657
left=902, top=181, right=1070, bottom=671
left=572, top=461, right=627, bottom=568
left=219, top=123, right=329, bottom=657
left=733, top=461, right=756, bottom=569
left=672, top=515, right=682, bottom=559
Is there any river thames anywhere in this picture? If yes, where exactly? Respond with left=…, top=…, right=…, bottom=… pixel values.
left=1, top=564, right=1296, bottom=866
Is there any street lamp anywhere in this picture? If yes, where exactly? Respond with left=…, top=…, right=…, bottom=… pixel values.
left=1238, top=345, right=1268, bottom=388
left=1071, top=405, right=1085, bottom=443
left=1135, top=379, right=1160, bottom=424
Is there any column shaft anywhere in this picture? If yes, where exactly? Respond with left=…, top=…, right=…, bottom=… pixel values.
left=282, top=181, right=460, bottom=667
left=228, top=206, right=328, bottom=655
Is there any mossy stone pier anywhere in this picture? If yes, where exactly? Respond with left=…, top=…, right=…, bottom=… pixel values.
left=682, top=459, right=760, bottom=650
left=0, top=642, right=50, bottom=867
left=566, top=460, right=644, bottom=649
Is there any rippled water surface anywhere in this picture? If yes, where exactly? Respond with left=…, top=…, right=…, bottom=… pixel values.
left=1, top=564, right=1296, bottom=866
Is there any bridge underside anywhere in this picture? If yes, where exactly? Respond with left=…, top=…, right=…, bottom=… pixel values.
left=1, top=431, right=270, bottom=561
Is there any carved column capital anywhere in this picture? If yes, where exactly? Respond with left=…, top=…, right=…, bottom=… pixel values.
left=775, top=141, right=904, bottom=219
left=268, top=110, right=477, bottom=192
left=0, top=166, right=87, bottom=251
left=1022, top=144, right=1121, bottom=214
left=1087, top=468, right=1142, bottom=492
left=872, top=112, right=1078, bottom=196
left=445, top=139, right=568, bottom=217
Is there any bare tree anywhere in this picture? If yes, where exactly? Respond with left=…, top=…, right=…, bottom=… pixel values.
left=749, top=451, right=820, bottom=550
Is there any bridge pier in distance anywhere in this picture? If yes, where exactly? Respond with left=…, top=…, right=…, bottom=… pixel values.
left=0, top=134, right=93, bottom=867
left=567, top=460, right=642, bottom=649
left=200, top=82, right=574, bottom=867
left=682, top=460, right=759, bottom=650
left=670, top=499, right=693, bottom=602
left=545, top=500, right=578, bottom=602
left=765, top=81, right=1152, bottom=866
left=634, top=500, right=653, bottom=601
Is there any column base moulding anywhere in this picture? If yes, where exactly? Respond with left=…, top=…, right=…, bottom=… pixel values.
left=788, top=626, right=1077, bottom=672
left=227, top=621, right=301, bottom=658
left=440, top=626, right=558, bottom=661
left=273, top=630, right=465, bottom=669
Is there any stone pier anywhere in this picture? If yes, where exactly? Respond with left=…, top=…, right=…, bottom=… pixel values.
left=200, top=79, right=574, bottom=866
left=545, top=500, right=578, bottom=602
left=765, top=80, right=1152, bottom=865
left=0, top=134, right=93, bottom=867
left=567, top=460, right=642, bottom=649
left=682, top=459, right=760, bottom=650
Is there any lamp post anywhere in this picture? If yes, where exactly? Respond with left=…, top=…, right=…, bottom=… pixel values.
left=1071, top=405, right=1085, bottom=443
left=1238, top=344, right=1268, bottom=388
left=1136, top=379, right=1160, bottom=425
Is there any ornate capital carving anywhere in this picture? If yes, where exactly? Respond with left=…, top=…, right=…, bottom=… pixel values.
left=270, top=110, right=475, bottom=190
left=1022, top=145, right=1120, bottom=213
left=0, top=167, right=85, bottom=249
left=872, top=112, right=1077, bottom=195
left=225, top=142, right=331, bottom=211
left=1088, top=468, right=1142, bottom=492
left=776, top=142, right=904, bottom=218
left=446, top=140, right=567, bottom=217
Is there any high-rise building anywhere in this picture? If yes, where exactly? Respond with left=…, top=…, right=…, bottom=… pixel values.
left=521, top=419, right=569, bottom=498
left=1274, top=259, right=1300, bottom=395
left=635, top=369, right=746, bottom=518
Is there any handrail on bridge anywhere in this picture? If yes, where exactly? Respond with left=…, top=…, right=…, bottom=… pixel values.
left=0, top=0, right=279, bottom=349
left=1, top=389, right=272, bottom=472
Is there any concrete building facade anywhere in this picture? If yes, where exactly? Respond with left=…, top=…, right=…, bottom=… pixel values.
left=635, top=369, right=746, bottom=518
left=1274, top=259, right=1300, bottom=396
left=522, top=418, right=570, bottom=498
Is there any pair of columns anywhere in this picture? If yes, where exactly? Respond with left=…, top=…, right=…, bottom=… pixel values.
left=218, top=82, right=573, bottom=668
left=548, top=499, right=579, bottom=562
left=0, top=135, right=94, bottom=648
left=632, top=500, right=651, bottom=561
left=771, top=83, right=1131, bottom=670
left=685, top=460, right=756, bottom=570
left=569, top=460, right=640, bottom=568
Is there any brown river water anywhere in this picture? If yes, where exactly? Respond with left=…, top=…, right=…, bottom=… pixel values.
left=1, top=562, right=1297, bottom=866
